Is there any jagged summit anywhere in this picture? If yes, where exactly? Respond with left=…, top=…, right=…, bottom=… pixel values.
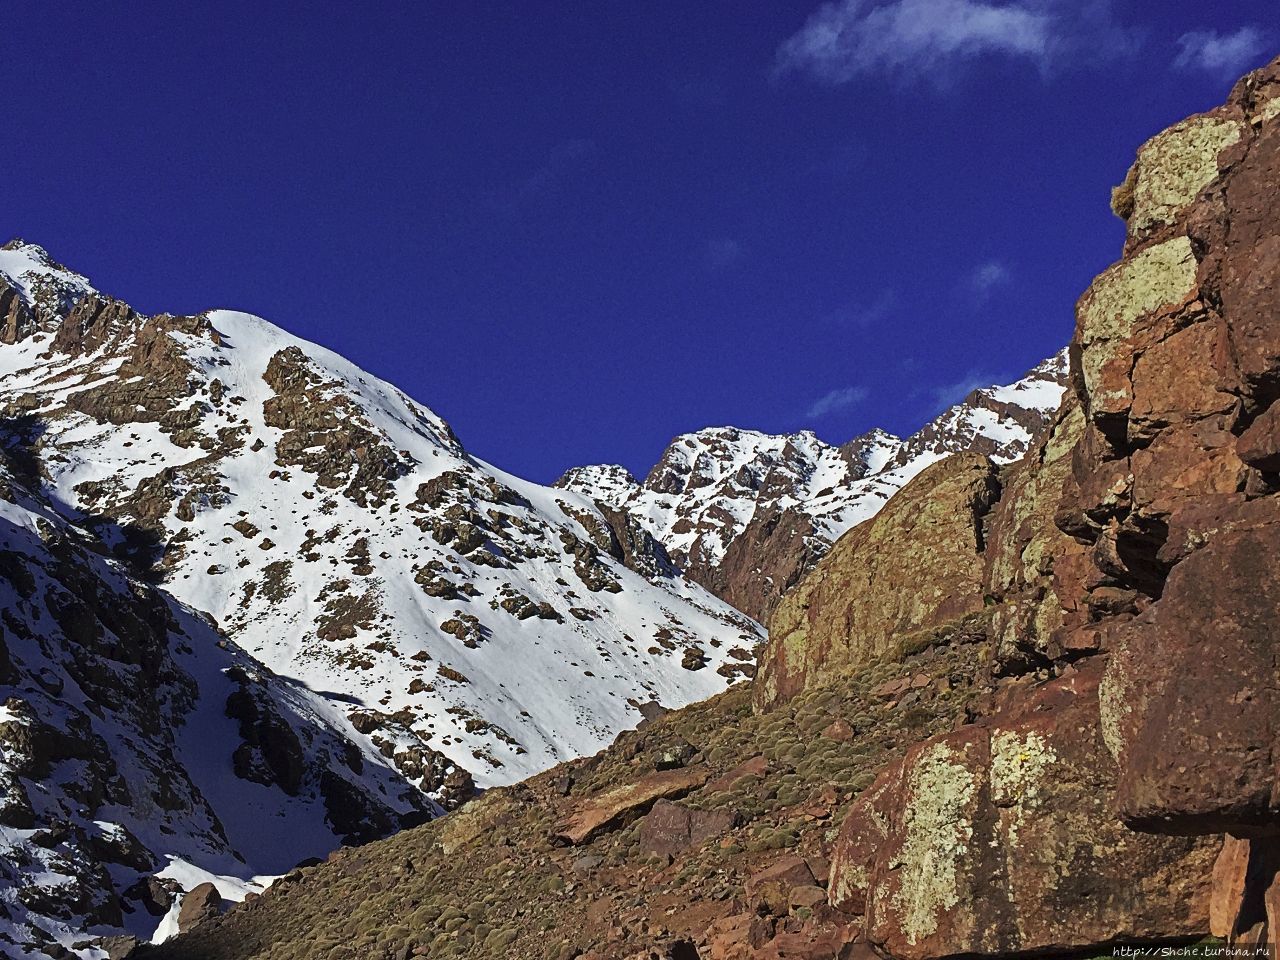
left=0, top=244, right=761, bottom=954
left=0, top=238, right=98, bottom=337
left=559, top=350, right=1069, bottom=621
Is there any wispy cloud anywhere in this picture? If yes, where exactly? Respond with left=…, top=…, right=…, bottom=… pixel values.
left=1173, top=27, right=1268, bottom=79
left=930, top=369, right=994, bottom=409
left=518, top=138, right=600, bottom=200
left=705, top=237, right=744, bottom=269
left=807, top=385, right=869, bottom=418
left=775, top=0, right=1133, bottom=86
left=969, top=259, right=1011, bottom=297
left=825, top=288, right=897, bottom=328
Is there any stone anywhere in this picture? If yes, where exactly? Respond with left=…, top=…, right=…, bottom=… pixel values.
left=1211, top=837, right=1252, bottom=938
left=637, top=800, right=737, bottom=859
left=654, top=739, right=697, bottom=770
left=756, top=454, right=1000, bottom=710
left=828, top=659, right=1219, bottom=960
left=746, top=856, right=816, bottom=915
left=820, top=719, right=854, bottom=742
left=176, top=882, right=224, bottom=935
left=706, top=755, right=767, bottom=793
left=1237, top=402, right=1280, bottom=472
left=96, top=935, right=140, bottom=960
left=554, top=767, right=708, bottom=845
left=870, top=677, right=910, bottom=701
left=1102, top=525, right=1280, bottom=833
left=1126, top=115, right=1243, bottom=234
left=788, top=885, right=827, bottom=910
left=703, top=913, right=773, bottom=960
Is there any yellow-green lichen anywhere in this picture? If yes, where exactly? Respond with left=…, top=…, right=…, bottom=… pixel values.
left=1131, top=117, right=1241, bottom=232
left=1078, top=236, right=1199, bottom=413
left=1097, top=655, right=1133, bottom=763
left=889, top=742, right=978, bottom=946
left=990, top=730, right=1057, bottom=847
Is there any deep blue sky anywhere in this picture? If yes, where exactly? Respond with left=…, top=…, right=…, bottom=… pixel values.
left=4, top=3, right=1274, bottom=483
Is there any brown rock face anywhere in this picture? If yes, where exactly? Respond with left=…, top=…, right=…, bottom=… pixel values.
left=176, top=882, right=224, bottom=934
left=828, top=660, right=1218, bottom=960
left=637, top=800, right=737, bottom=859
left=692, top=503, right=822, bottom=625
left=1102, top=523, right=1280, bottom=833
left=1052, top=57, right=1280, bottom=836
left=754, top=453, right=999, bottom=710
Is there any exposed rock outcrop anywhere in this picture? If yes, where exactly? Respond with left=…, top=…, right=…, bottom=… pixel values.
left=1065, top=63, right=1280, bottom=845
left=755, top=453, right=999, bottom=709
left=560, top=355, right=1066, bottom=623
left=828, top=659, right=1217, bottom=959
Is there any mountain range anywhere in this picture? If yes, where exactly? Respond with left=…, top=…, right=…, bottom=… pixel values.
left=145, top=54, right=1280, bottom=960
left=0, top=238, right=1061, bottom=957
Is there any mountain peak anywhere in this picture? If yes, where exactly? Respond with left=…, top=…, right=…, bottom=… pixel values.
left=0, top=238, right=98, bottom=327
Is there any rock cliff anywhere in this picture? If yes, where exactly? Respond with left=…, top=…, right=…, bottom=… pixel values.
left=146, top=51, right=1280, bottom=960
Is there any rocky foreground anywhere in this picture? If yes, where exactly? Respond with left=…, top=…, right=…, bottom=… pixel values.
left=144, top=56, right=1280, bottom=960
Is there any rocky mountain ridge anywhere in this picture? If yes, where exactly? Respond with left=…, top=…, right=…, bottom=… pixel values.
left=0, top=447, right=429, bottom=958
left=0, top=240, right=761, bottom=792
left=147, top=54, right=1280, bottom=960
left=558, top=351, right=1067, bottom=622
left=0, top=240, right=763, bottom=956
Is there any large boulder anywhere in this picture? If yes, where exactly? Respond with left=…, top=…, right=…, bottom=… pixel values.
left=1052, top=56, right=1280, bottom=841
left=755, top=453, right=999, bottom=710
left=1102, top=519, right=1280, bottom=833
left=176, top=882, right=224, bottom=935
left=828, top=659, right=1218, bottom=960
left=553, top=767, right=708, bottom=845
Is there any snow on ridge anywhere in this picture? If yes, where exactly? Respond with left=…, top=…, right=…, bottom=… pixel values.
left=562, top=353, right=1069, bottom=573
left=0, top=285, right=762, bottom=796
left=0, top=239, right=97, bottom=315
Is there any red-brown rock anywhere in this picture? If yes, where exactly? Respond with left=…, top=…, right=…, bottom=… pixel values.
left=1103, top=523, right=1280, bottom=833
left=828, top=660, right=1218, bottom=960
left=176, top=882, right=224, bottom=935
left=707, top=755, right=768, bottom=793
left=746, top=856, right=816, bottom=915
left=554, top=767, right=708, bottom=845
left=637, top=799, right=738, bottom=858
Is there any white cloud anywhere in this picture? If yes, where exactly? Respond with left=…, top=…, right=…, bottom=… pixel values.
left=930, top=370, right=993, bottom=409
left=518, top=138, right=600, bottom=199
left=807, top=385, right=868, bottom=418
left=706, top=238, right=744, bottom=269
left=775, top=0, right=1132, bottom=85
left=826, top=289, right=897, bottom=328
left=969, top=259, right=1011, bottom=295
left=1173, top=27, right=1268, bottom=79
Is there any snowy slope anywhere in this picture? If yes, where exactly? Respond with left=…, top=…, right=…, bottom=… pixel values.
left=0, top=242, right=761, bottom=802
left=0, top=453, right=427, bottom=958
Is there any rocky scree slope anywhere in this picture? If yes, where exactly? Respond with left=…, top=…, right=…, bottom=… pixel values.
left=0, top=240, right=761, bottom=804
left=558, top=352, right=1066, bottom=623
left=0, top=448, right=428, bottom=959
left=150, top=53, right=1280, bottom=960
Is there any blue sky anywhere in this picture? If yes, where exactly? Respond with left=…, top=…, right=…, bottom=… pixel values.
left=3, top=3, right=1273, bottom=483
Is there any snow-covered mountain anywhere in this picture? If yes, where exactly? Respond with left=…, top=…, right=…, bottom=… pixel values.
left=558, top=352, right=1068, bottom=621
left=0, top=241, right=760, bottom=787
left=0, top=240, right=761, bottom=954
left=0, top=447, right=430, bottom=958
